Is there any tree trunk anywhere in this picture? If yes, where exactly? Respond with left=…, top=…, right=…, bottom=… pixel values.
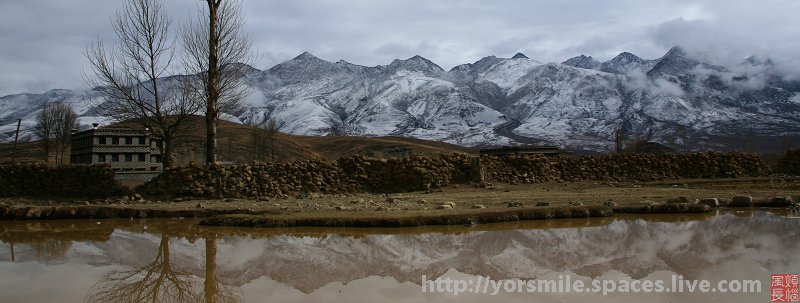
left=42, top=139, right=50, bottom=164
left=270, top=138, right=275, bottom=164
left=206, top=109, right=218, bottom=164
left=162, top=135, right=175, bottom=169
left=204, top=235, right=218, bottom=303
left=205, top=0, right=221, bottom=165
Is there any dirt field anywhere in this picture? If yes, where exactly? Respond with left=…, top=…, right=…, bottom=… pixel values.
left=1, top=177, right=797, bottom=226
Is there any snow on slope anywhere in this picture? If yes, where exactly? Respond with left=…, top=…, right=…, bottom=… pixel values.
left=2, top=46, right=799, bottom=152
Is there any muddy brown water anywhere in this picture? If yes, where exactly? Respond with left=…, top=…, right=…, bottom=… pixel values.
left=0, top=210, right=798, bottom=302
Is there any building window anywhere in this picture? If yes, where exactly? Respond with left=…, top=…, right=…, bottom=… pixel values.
left=125, top=154, right=133, bottom=162
left=152, top=155, right=161, bottom=163
left=112, top=137, right=119, bottom=144
left=126, top=137, right=133, bottom=145
left=138, top=154, right=145, bottom=162
left=139, top=137, right=145, bottom=145
left=112, top=154, right=119, bottom=162
left=98, top=154, right=106, bottom=162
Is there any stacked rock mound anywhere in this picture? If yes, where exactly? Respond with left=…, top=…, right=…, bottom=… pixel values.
left=0, top=164, right=129, bottom=198
left=139, top=154, right=475, bottom=198
left=482, top=152, right=770, bottom=184
left=777, top=149, right=800, bottom=175
left=139, top=152, right=771, bottom=198
left=139, top=158, right=346, bottom=198
left=338, top=154, right=472, bottom=192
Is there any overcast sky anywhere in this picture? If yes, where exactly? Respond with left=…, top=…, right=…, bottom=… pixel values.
left=1, top=0, right=799, bottom=96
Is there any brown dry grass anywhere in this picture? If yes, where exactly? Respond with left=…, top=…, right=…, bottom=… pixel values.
left=0, top=115, right=473, bottom=166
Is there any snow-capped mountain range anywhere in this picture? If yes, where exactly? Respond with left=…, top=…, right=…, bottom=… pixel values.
left=2, top=46, right=799, bottom=152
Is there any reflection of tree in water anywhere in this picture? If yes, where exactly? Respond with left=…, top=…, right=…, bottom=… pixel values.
left=31, top=239, right=72, bottom=262
left=84, top=234, right=239, bottom=303
left=2, top=239, right=73, bottom=262
left=203, top=235, right=239, bottom=303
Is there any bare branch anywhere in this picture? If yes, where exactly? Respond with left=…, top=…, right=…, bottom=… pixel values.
left=182, top=0, right=254, bottom=164
left=84, top=0, right=201, bottom=169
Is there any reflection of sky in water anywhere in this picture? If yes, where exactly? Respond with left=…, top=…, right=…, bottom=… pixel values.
left=0, top=212, right=798, bottom=302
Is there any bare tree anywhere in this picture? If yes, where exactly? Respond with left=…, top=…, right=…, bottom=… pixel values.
left=52, top=102, right=78, bottom=165
left=85, top=0, right=201, bottom=169
left=183, top=0, right=253, bottom=165
left=32, top=103, right=55, bottom=163
left=675, top=124, right=688, bottom=153
left=614, top=126, right=626, bottom=153
left=32, top=102, right=77, bottom=165
left=250, top=115, right=282, bottom=163
left=250, top=119, right=268, bottom=162
left=83, top=235, right=205, bottom=303
left=264, top=118, right=282, bottom=163
left=83, top=234, right=240, bottom=303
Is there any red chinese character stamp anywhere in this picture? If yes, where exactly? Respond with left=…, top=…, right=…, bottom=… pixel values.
left=772, top=274, right=800, bottom=302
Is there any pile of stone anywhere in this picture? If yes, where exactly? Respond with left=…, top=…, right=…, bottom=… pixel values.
left=139, top=158, right=347, bottom=199
left=138, top=151, right=772, bottom=199
left=0, top=164, right=129, bottom=198
left=482, top=152, right=770, bottom=184
left=338, top=154, right=472, bottom=192
left=777, top=149, right=800, bottom=175
left=138, top=154, right=475, bottom=198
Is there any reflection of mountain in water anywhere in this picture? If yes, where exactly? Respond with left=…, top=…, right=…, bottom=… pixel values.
left=215, top=213, right=800, bottom=292
left=2, top=212, right=798, bottom=295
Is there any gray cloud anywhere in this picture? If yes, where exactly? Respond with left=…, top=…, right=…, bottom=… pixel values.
left=1, top=0, right=798, bottom=96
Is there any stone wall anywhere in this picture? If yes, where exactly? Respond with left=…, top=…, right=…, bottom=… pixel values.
left=138, top=152, right=772, bottom=198
left=482, top=152, right=770, bottom=184
left=138, top=154, right=474, bottom=198
left=777, top=149, right=800, bottom=175
left=0, top=164, right=130, bottom=198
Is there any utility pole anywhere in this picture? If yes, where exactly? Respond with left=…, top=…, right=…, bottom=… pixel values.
left=11, top=119, right=21, bottom=163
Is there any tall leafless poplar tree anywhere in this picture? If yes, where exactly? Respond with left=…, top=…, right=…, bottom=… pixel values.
left=183, top=0, right=253, bottom=165
left=52, top=102, right=78, bottom=165
left=85, top=0, right=201, bottom=169
left=32, top=102, right=55, bottom=163
left=32, top=102, right=77, bottom=165
left=250, top=115, right=283, bottom=163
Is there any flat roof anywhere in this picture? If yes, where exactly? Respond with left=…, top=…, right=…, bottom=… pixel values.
left=480, top=145, right=559, bottom=154
left=72, top=127, right=152, bottom=137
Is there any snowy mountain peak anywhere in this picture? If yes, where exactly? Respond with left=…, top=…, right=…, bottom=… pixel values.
left=562, top=55, right=601, bottom=70
left=446, top=55, right=505, bottom=82
left=387, top=55, right=444, bottom=75
left=662, top=46, right=688, bottom=59
left=228, top=62, right=260, bottom=74
left=599, top=52, right=653, bottom=74
left=609, top=52, right=644, bottom=64
left=293, top=52, right=322, bottom=61
left=512, top=52, right=529, bottom=59
left=473, top=55, right=504, bottom=67
left=647, top=46, right=702, bottom=77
